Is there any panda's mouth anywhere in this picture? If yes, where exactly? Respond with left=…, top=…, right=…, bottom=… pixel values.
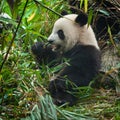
left=46, top=42, right=62, bottom=51
left=51, top=44, right=62, bottom=51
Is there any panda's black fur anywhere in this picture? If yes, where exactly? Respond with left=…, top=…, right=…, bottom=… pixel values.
left=31, top=13, right=101, bottom=106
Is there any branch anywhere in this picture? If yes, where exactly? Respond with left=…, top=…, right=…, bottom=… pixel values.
left=33, top=0, right=62, bottom=17
left=0, top=0, right=29, bottom=73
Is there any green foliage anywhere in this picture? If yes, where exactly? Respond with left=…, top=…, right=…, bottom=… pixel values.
left=80, top=0, right=88, bottom=13
left=21, top=94, right=93, bottom=120
left=0, top=0, right=70, bottom=119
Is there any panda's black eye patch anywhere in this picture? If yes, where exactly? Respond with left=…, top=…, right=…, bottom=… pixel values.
left=57, top=29, right=65, bottom=40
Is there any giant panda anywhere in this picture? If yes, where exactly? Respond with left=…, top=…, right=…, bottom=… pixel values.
left=31, top=12, right=101, bottom=106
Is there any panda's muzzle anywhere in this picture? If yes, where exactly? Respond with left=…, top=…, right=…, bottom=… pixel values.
left=48, top=39, right=54, bottom=44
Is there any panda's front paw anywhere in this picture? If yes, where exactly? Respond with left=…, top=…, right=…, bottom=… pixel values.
left=31, top=42, right=44, bottom=55
left=31, top=42, right=47, bottom=65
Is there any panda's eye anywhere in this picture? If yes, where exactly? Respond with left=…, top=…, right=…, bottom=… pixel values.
left=57, top=29, right=65, bottom=40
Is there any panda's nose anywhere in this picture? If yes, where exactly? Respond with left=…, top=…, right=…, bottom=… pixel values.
left=48, top=40, right=54, bottom=44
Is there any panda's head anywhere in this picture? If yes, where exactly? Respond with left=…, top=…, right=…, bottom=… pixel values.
left=48, top=13, right=99, bottom=52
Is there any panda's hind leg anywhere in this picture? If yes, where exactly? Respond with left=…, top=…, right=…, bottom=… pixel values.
left=49, top=78, right=77, bottom=106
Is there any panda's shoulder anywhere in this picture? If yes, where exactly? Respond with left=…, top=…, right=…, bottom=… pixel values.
left=64, top=45, right=101, bottom=70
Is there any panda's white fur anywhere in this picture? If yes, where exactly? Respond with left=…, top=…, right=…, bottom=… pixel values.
left=48, top=14, right=99, bottom=52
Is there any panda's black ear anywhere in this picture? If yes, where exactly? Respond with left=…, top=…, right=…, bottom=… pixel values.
left=75, top=12, right=88, bottom=26
left=61, top=10, right=68, bottom=16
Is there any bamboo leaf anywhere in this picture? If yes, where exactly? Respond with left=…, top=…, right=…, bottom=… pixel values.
left=80, top=0, right=84, bottom=9
left=88, top=9, right=93, bottom=26
left=0, top=17, right=17, bottom=26
left=98, top=9, right=109, bottom=16
left=108, top=25, right=116, bottom=47
left=84, top=0, right=88, bottom=13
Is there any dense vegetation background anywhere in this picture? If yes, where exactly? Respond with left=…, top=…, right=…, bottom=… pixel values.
left=0, top=0, right=120, bottom=119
